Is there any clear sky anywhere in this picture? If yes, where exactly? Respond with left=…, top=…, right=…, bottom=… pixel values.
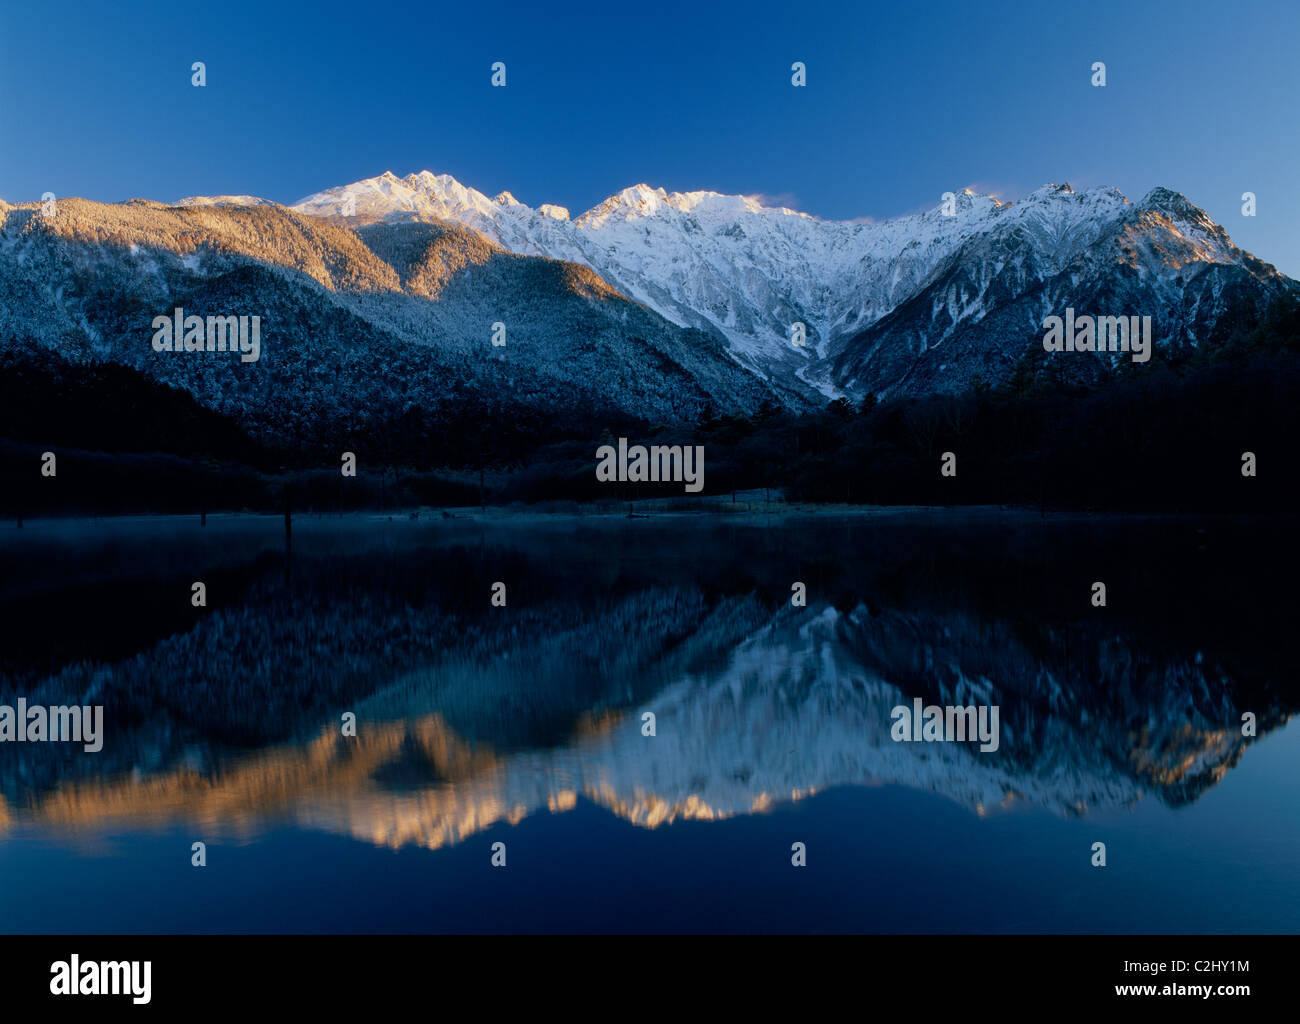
left=2, top=0, right=1297, bottom=276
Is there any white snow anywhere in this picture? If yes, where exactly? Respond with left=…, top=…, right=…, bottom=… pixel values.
left=287, top=172, right=1247, bottom=394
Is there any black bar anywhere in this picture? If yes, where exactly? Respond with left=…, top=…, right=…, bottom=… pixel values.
left=0, top=934, right=1290, bottom=1012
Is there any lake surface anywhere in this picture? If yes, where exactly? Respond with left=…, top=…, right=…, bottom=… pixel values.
left=1, top=509, right=1297, bottom=933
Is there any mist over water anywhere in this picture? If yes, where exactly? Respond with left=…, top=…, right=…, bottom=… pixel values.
left=1, top=510, right=1297, bottom=933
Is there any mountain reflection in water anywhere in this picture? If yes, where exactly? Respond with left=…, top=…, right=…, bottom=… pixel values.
left=2, top=511, right=1292, bottom=856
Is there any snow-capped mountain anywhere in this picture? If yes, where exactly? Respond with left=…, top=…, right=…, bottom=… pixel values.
left=828, top=184, right=1297, bottom=396
left=0, top=197, right=783, bottom=458
left=292, top=171, right=1004, bottom=393
left=292, top=171, right=1299, bottom=398
left=3, top=170, right=1295, bottom=453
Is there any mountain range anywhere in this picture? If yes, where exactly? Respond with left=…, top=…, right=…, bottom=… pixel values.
left=289, top=171, right=1299, bottom=398
left=1, top=171, right=1296, bottom=462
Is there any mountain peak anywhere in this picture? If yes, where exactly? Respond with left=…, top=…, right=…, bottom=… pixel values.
left=574, top=183, right=671, bottom=227
left=174, top=195, right=278, bottom=209
left=944, top=189, right=1003, bottom=215
left=1024, top=182, right=1078, bottom=201
left=612, top=183, right=670, bottom=212
left=1139, top=185, right=1200, bottom=216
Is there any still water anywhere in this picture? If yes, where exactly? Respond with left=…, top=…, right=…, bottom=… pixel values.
left=1, top=510, right=1297, bottom=932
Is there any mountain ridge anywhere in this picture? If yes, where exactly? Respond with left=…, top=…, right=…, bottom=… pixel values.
left=2, top=171, right=1296, bottom=456
left=0, top=196, right=788, bottom=464
left=288, top=171, right=1299, bottom=398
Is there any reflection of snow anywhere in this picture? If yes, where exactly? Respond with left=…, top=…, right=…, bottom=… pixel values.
left=5, top=594, right=1267, bottom=853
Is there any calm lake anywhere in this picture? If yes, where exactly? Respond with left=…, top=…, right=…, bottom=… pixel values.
left=1, top=509, right=1297, bottom=933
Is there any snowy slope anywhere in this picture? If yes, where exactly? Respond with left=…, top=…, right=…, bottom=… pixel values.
left=293, top=172, right=1296, bottom=398
left=293, top=173, right=1004, bottom=390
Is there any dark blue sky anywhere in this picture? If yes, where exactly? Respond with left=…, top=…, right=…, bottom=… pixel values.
left=3, top=0, right=1297, bottom=275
